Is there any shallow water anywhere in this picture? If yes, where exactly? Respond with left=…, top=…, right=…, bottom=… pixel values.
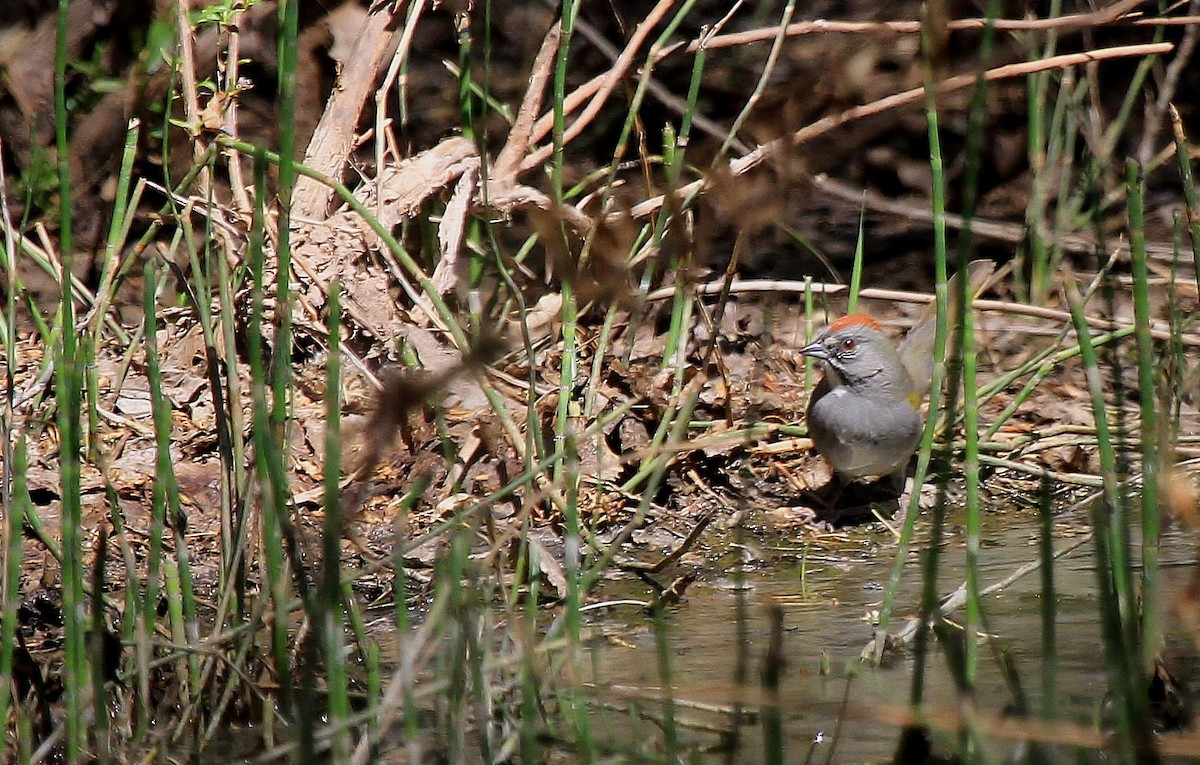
left=582, top=504, right=1200, bottom=763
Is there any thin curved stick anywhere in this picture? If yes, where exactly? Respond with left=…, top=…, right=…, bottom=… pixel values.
left=657, top=0, right=1153, bottom=57
left=643, top=276, right=1200, bottom=346
left=625, top=42, right=1174, bottom=220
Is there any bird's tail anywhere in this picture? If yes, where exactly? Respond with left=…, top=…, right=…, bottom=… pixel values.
left=897, top=259, right=998, bottom=398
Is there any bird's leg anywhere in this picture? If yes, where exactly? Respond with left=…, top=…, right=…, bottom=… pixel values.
left=888, top=465, right=908, bottom=498
left=886, top=462, right=919, bottom=526
left=805, top=474, right=850, bottom=527
left=805, top=466, right=910, bottom=525
left=798, top=469, right=846, bottom=508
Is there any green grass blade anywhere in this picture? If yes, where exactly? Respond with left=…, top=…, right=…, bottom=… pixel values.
left=1125, top=160, right=1160, bottom=665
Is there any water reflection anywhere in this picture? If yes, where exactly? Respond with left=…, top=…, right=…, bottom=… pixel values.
left=583, top=508, right=1198, bottom=763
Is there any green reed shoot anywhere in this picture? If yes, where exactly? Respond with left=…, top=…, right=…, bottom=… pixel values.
left=1064, top=276, right=1154, bottom=765
left=54, top=0, right=87, bottom=757
left=1125, top=160, right=1161, bottom=666
left=1171, top=105, right=1200, bottom=296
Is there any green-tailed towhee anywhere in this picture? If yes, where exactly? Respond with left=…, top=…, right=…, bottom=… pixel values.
left=800, top=262, right=995, bottom=493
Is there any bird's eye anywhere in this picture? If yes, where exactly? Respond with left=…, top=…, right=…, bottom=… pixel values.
left=840, top=337, right=857, bottom=351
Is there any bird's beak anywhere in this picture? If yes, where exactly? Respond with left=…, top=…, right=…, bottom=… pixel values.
left=799, top=342, right=828, bottom=361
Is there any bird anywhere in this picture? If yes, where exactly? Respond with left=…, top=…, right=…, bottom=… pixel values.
left=800, top=262, right=996, bottom=501
left=801, top=312, right=923, bottom=493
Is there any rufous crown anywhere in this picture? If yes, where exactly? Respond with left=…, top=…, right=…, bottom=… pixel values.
left=827, top=312, right=882, bottom=333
